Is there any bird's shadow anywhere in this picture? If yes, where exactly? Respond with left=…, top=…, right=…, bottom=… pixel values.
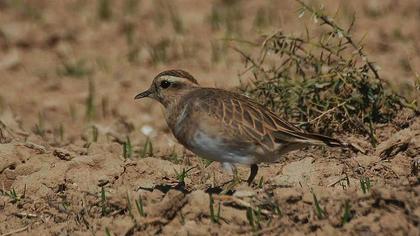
left=138, top=181, right=191, bottom=194
left=139, top=182, right=236, bottom=196
left=204, top=186, right=235, bottom=195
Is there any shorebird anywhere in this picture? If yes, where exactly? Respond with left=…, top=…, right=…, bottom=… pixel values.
left=135, top=69, right=361, bottom=185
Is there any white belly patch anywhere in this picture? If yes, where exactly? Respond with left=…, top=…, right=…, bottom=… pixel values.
left=189, top=130, right=255, bottom=165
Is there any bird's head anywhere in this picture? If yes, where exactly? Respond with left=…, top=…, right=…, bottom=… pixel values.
left=134, top=69, right=199, bottom=107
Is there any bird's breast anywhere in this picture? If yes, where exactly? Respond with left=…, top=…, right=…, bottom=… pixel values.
left=165, top=102, right=195, bottom=146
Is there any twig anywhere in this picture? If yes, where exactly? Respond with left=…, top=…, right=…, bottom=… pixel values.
left=295, top=0, right=382, bottom=81
left=22, top=142, right=47, bottom=154
left=230, top=46, right=267, bottom=78
left=327, top=175, right=349, bottom=187
left=214, top=195, right=271, bottom=215
left=13, top=212, right=38, bottom=219
left=308, top=101, right=347, bottom=124
left=1, top=225, right=29, bottom=236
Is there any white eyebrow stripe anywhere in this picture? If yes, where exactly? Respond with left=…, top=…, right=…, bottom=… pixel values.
left=162, top=76, right=197, bottom=85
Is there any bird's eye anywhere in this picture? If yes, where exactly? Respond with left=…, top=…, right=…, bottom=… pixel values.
left=160, top=80, right=171, bottom=89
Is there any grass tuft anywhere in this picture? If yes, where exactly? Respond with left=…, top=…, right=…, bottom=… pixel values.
left=253, top=6, right=273, bottom=29
left=58, top=59, right=92, bottom=78
left=2, top=185, right=26, bottom=204
left=167, top=1, right=184, bottom=34
left=123, top=136, right=133, bottom=159
left=91, top=125, right=98, bottom=142
left=54, top=123, right=65, bottom=143
left=174, top=167, right=195, bottom=185
left=98, top=0, right=112, bottom=21
left=135, top=195, right=146, bottom=217
left=69, top=104, right=77, bottom=121
left=200, top=158, right=213, bottom=168
left=360, top=176, right=372, bottom=194
left=124, top=0, right=140, bottom=16
left=258, top=176, right=264, bottom=188
left=100, top=186, right=110, bottom=216
left=85, top=77, right=96, bottom=121
left=210, top=40, right=228, bottom=64
left=209, top=194, right=221, bottom=223
left=140, top=137, right=153, bottom=158
left=105, top=227, right=112, bottom=236
left=341, top=200, right=352, bottom=225
left=168, top=147, right=182, bottom=164
left=148, top=39, right=171, bottom=65
left=33, top=112, right=45, bottom=138
left=101, top=97, right=109, bottom=118
left=274, top=205, right=282, bottom=216
left=246, top=207, right=262, bottom=231
left=152, top=0, right=184, bottom=34
left=237, top=0, right=417, bottom=145
left=312, top=192, right=326, bottom=219
left=126, top=192, right=136, bottom=222
left=208, top=0, right=243, bottom=36
left=7, top=0, right=43, bottom=20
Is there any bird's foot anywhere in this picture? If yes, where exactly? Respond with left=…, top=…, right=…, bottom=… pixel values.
left=220, top=170, right=241, bottom=194
left=246, top=164, right=259, bottom=186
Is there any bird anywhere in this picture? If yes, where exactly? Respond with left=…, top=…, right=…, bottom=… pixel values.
left=134, top=69, right=363, bottom=185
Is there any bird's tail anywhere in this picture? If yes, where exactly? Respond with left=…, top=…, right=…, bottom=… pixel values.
left=299, top=132, right=365, bottom=154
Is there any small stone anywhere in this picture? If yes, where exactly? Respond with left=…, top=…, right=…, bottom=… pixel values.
left=375, top=128, right=414, bottom=159
left=233, top=189, right=255, bottom=198
left=148, top=189, right=186, bottom=219
left=136, top=179, right=156, bottom=191
left=271, top=157, right=315, bottom=186
left=97, top=179, right=109, bottom=187
left=271, top=175, right=294, bottom=187
left=140, top=125, right=154, bottom=136
left=24, top=142, right=46, bottom=154
left=53, top=148, right=74, bottom=161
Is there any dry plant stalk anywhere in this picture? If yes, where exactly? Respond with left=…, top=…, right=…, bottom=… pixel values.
left=238, top=0, right=417, bottom=145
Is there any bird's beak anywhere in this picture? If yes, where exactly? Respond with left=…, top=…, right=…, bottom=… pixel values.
left=134, top=89, right=152, bottom=99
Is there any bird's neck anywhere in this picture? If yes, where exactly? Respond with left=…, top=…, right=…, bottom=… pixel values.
left=164, top=91, right=196, bottom=137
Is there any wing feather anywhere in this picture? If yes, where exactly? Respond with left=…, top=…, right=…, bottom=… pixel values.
left=186, top=88, right=357, bottom=154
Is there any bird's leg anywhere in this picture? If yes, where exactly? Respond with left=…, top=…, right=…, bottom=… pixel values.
left=247, top=164, right=258, bottom=185
left=219, top=162, right=238, bottom=186
left=219, top=162, right=241, bottom=194
left=221, top=162, right=236, bottom=175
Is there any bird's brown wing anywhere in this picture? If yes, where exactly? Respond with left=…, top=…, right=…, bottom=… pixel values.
left=191, top=89, right=310, bottom=150
left=190, top=88, right=366, bottom=155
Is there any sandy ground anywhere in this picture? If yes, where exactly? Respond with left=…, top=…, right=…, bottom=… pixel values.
left=0, top=0, right=419, bottom=235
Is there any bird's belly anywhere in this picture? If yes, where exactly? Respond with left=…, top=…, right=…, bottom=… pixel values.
left=186, top=130, right=257, bottom=165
